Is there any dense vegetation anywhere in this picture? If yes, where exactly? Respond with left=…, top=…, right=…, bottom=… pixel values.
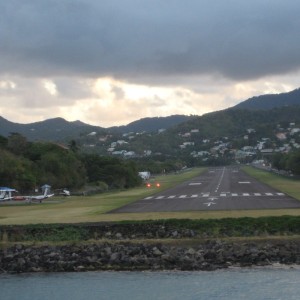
left=170, top=106, right=300, bottom=139
left=0, top=133, right=142, bottom=193
left=272, top=150, right=300, bottom=175
left=2, top=216, right=300, bottom=242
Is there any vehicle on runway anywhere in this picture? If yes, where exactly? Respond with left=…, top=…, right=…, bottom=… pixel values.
left=56, top=188, right=71, bottom=196
left=146, top=182, right=161, bottom=188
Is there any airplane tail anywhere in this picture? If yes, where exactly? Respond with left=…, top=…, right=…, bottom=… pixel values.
left=41, top=185, right=51, bottom=198
left=43, top=187, right=49, bottom=197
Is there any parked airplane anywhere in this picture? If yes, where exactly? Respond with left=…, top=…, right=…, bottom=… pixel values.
left=0, top=187, right=17, bottom=201
left=26, top=184, right=55, bottom=202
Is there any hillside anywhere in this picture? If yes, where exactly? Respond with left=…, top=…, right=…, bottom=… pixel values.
left=1, top=88, right=300, bottom=148
left=125, top=105, right=300, bottom=159
left=0, top=115, right=193, bottom=142
left=111, top=115, right=194, bottom=133
left=1, top=97, right=300, bottom=175
left=170, top=106, right=300, bottom=138
left=0, top=117, right=103, bottom=141
left=233, top=88, right=300, bottom=110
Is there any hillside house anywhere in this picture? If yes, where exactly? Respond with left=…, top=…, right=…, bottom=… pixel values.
left=87, top=132, right=97, bottom=136
left=124, top=151, right=136, bottom=158
left=276, top=133, right=287, bottom=140
left=191, top=129, right=199, bottom=133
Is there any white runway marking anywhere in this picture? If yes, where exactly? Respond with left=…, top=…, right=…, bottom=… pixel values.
left=208, top=197, right=218, bottom=201
left=189, top=182, right=202, bottom=185
left=239, top=181, right=250, bottom=184
left=204, top=202, right=216, bottom=207
left=143, top=192, right=287, bottom=200
left=215, top=167, right=225, bottom=193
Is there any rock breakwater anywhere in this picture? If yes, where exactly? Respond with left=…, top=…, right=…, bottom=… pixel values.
left=1, top=240, right=300, bottom=273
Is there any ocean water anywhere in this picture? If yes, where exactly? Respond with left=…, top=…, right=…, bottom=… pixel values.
left=1, top=267, right=300, bottom=300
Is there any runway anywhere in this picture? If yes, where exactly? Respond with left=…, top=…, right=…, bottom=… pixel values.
left=110, top=166, right=300, bottom=213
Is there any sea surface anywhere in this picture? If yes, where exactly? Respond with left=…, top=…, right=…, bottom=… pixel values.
left=1, top=267, right=300, bottom=300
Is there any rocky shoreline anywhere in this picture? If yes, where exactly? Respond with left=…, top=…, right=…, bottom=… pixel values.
left=1, top=239, right=300, bottom=273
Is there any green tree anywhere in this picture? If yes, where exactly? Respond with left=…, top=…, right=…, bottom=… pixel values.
left=286, top=150, right=300, bottom=175
left=81, top=154, right=142, bottom=188
left=24, top=142, right=86, bottom=188
left=0, top=149, right=36, bottom=191
left=0, top=135, right=8, bottom=148
left=7, top=133, right=28, bottom=155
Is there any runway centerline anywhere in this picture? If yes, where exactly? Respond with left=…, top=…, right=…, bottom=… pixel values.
left=109, top=166, right=300, bottom=213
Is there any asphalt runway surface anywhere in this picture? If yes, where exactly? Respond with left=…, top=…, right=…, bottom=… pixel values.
left=111, top=167, right=300, bottom=213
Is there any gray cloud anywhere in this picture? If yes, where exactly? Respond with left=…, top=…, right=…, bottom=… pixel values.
left=1, top=0, right=300, bottom=84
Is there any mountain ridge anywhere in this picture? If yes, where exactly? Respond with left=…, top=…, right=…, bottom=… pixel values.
left=0, top=114, right=193, bottom=141
left=232, top=88, right=300, bottom=110
left=1, top=87, right=300, bottom=142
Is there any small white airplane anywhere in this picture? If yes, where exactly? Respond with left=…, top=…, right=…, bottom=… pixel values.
left=26, top=184, right=55, bottom=202
left=0, top=187, right=17, bottom=201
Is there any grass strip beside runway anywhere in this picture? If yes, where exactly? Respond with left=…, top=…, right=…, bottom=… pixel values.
left=0, top=168, right=206, bottom=225
left=1, top=166, right=300, bottom=225
left=242, top=166, right=300, bottom=200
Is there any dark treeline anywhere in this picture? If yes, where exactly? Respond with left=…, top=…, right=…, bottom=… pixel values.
left=272, top=150, right=300, bottom=176
left=0, top=133, right=142, bottom=193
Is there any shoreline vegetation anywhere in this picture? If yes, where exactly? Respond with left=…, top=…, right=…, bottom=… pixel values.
left=1, top=166, right=300, bottom=273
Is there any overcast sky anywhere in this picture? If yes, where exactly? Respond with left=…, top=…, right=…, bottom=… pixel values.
left=1, top=0, right=300, bottom=127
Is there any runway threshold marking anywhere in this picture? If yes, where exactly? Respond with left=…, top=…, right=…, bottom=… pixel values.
left=142, top=192, right=287, bottom=200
